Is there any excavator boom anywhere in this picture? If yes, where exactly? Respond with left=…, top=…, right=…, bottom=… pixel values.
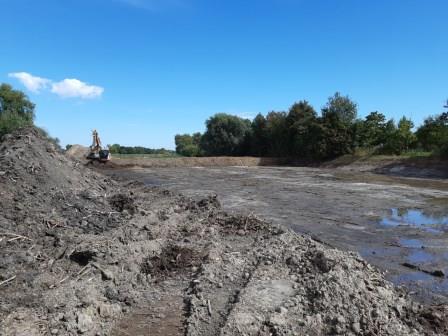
left=86, top=130, right=110, bottom=163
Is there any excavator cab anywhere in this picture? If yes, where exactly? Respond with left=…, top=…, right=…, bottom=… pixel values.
left=86, top=130, right=110, bottom=163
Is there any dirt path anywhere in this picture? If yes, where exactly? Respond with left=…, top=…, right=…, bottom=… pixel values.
left=111, top=282, right=186, bottom=336
left=106, top=166, right=448, bottom=304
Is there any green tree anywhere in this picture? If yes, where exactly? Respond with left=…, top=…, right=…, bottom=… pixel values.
left=320, top=111, right=354, bottom=158
left=250, top=113, right=269, bottom=156
left=200, top=113, right=251, bottom=156
left=354, top=111, right=388, bottom=148
left=109, top=144, right=121, bottom=154
left=381, top=117, right=416, bottom=155
left=416, top=113, right=448, bottom=152
left=265, top=111, right=289, bottom=156
left=175, top=133, right=202, bottom=157
left=321, top=92, right=357, bottom=125
left=0, top=84, right=35, bottom=138
left=286, top=100, right=322, bottom=158
left=319, top=93, right=357, bottom=158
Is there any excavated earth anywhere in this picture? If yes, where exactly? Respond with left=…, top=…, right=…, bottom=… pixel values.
left=1, top=128, right=448, bottom=336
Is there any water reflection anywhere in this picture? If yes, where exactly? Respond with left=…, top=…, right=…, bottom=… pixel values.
left=381, top=208, right=448, bottom=233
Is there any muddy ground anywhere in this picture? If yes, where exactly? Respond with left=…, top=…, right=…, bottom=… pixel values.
left=106, top=166, right=448, bottom=305
left=2, top=128, right=448, bottom=336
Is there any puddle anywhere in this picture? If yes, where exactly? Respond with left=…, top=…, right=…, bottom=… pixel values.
left=381, top=208, right=448, bottom=233
left=393, top=272, right=448, bottom=294
left=399, top=238, right=424, bottom=248
left=408, top=250, right=434, bottom=264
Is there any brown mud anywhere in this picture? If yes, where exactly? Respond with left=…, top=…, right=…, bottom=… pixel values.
left=1, top=128, right=448, bottom=335
left=106, top=165, right=448, bottom=306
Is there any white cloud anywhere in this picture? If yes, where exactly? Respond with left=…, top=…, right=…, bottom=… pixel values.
left=8, top=72, right=104, bottom=99
left=8, top=72, right=50, bottom=93
left=51, top=79, right=104, bottom=99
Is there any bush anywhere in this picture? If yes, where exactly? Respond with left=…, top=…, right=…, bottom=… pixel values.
left=0, top=83, right=35, bottom=139
left=0, top=111, right=33, bottom=139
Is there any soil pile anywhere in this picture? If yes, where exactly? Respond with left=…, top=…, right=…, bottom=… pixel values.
left=0, top=127, right=447, bottom=335
left=66, top=145, right=89, bottom=162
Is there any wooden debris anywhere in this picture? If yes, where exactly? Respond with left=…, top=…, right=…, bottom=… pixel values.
left=0, top=275, right=16, bottom=287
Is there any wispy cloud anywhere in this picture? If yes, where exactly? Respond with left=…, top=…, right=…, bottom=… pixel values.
left=8, top=72, right=51, bottom=93
left=8, top=72, right=104, bottom=99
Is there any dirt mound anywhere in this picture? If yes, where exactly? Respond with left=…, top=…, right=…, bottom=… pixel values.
left=66, top=144, right=89, bottom=161
left=1, top=127, right=447, bottom=335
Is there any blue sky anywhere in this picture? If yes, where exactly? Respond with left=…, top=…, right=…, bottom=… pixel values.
left=1, top=0, right=447, bottom=148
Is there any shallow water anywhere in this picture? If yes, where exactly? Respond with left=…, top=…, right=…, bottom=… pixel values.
left=408, top=250, right=434, bottom=264
left=381, top=208, right=448, bottom=233
left=399, top=238, right=424, bottom=248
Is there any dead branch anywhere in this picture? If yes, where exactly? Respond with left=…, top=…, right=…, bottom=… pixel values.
left=0, top=275, right=16, bottom=287
left=0, top=232, right=32, bottom=241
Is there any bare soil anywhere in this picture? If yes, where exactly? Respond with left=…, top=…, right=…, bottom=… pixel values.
left=106, top=166, right=448, bottom=305
left=1, top=128, right=448, bottom=335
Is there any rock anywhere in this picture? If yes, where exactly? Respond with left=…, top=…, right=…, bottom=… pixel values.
left=50, top=328, right=59, bottom=335
left=275, top=306, right=288, bottom=314
left=430, top=269, right=445, bottom=277
left=101, top=268, right=114, bottom=281
left=98, top=303, right=122, bottom=318
left=77, top=311, right=93, bottom=334
left=336, top=315, right=346, bottom=324
left=351, top=322, right=361, bottom=333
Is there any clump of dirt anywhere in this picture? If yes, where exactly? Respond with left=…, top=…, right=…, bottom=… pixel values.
left=140, top=244, right=204, bottom=277
left=109, top=193, right=137, bottom=214
left=216, top=212, right=283, bottom=235
left=0, top=127, right=447, bottom=336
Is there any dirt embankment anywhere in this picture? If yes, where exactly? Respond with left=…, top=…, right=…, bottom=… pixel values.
left=109, top=156, right=289, bottom=168
left=108, top=152, right=448, bottom=180
left=1, top=128, right=447, bottom=335
left=322, top=154, right=448, bottom=179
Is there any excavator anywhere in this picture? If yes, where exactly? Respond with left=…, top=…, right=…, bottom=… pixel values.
left=86, top=129, right=110, bottom=163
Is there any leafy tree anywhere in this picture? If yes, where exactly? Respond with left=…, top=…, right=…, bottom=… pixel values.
left=381, top=117, right=416, bottom=154
left=0, top=84, right=35, bottom=138
left=321, top=92, right=357, bottom=125
left=286, top=101, right=322, bottom=158
left=265, top=111, right=289, bottom=156
left=107, top=144, right=120, bottom=154
left=354, top=111, right=388, bottom=148
left=250, top=114, right=269, bottom=156
left=320, top=111, right=354, bottom=158
left=319, top=93, right=357, bottom=158
left=396, top=117, right=417, bottom=152
left=175, top=132, right=202, bottom=157
left=200, top=113, right=251, bottom=156
left=416, top=113, right=448, bottom=152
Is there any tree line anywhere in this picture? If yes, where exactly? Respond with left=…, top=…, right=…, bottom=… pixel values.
left=107, top=144, right=176, bottom=155
left=175, top=92, right=448, bottom=159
